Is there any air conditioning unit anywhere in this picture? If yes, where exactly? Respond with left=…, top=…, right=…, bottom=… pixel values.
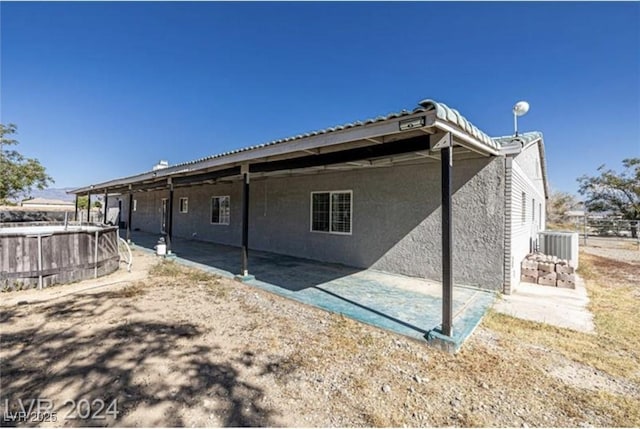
left=538, top=231, right=579, bottom=269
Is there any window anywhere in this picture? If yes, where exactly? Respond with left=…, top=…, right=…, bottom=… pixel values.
left=133, top=199, right=137, bottom=212
left=539, top=203, right=543, bottom=230
left=179, top=197, right=188, bottom=213
left=311, top=191, right=352, bottom=234
left=521, top=192, right=526, bottom=224
left=211, top=196, right=230, bottom=224
left=532, top=198, right=535, bottom=223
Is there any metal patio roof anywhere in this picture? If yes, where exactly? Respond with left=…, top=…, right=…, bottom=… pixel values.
left=493, top=131, right=544, bottom=148
left=69, top=99, right=529, bottom=194
left=162, top=99, right=498, bottom=170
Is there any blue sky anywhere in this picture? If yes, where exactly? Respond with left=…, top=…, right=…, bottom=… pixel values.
left=1, top=2, right=638, bottom=195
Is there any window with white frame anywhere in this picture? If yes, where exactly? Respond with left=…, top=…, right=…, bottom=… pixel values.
left=521, top=192, right=527, bottom=224
left=133, top=199, right=137, bottom=212
left=311, top=191, right=352, bottom=234
left=211, top=196, right=230, bottom=224
left=179, top=197, right=188, bottom=213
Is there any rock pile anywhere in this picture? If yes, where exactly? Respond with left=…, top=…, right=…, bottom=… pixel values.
left=521, top=253, right=576, bottom=289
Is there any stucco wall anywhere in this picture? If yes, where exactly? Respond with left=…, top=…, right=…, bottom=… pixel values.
left=125, top=156, right=506, bottom=290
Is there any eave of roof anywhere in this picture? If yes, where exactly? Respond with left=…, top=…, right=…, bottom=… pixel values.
left=494, top=131, right=549, bottom=199
left=493, top=131, right=543, bottom=149
left=69, top=99, right=504, bottom=194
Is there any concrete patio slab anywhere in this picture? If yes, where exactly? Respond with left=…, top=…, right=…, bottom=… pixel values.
left=127, top=231, right=496, bottom=349
left=493, top=276, right=595, bottom=333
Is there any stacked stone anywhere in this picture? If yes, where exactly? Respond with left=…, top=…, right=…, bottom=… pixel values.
left=520, top=253, right=576, bottom=289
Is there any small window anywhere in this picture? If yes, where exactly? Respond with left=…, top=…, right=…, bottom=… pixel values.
left=521, top=192, right=526, bottom=224
left=311, top=191, right=352, bottom=234
left=133, top=199, right=137, bottom=212
left=211, top=196, right=230, bottom=224
left=532, top=198, right=535, bottom=223
left=539, top=203, right=543, bottom=229
left=179, top=197, right=188, bottom=213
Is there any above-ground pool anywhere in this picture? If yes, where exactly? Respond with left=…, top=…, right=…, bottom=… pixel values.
left=0, top=222, right=120, bottom=290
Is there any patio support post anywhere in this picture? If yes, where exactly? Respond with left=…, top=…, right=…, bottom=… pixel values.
left=167, top=179, right=174, bottom=253
left=103, top=190, right=109, bottom=224
left=127, top=186, right=133, bottom=243
left=241, top=166, right=250, bottom=277
left=74, top=195, right=79, bottom=222
left=86, top=192, right=92, bottom=223
left=441, top=137, right=453, bottom=337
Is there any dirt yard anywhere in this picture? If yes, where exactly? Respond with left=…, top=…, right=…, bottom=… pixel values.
left=1, top=244, right=639, bottom=427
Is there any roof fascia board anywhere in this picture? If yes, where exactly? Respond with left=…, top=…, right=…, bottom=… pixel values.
left=184, top=111, right=437, bottom=173
left=69, top=106, right=505, bottom=194
left=500, top=135, right=549, bottom=199
left=537, top=140, right=550, bottom=199
left=433, top=120, right=500, bottom=156
left=69, top=112, right=436, bottom=194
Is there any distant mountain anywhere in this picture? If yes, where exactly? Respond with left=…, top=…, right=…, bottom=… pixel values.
left=25, top=188, right=76, bottom=202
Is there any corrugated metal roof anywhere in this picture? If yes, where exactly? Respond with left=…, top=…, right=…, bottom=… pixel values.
left=150, top=99, right=497, bottom=171
left=419, top=99, right=498, bottom=150
left=493, top=131, right=543, bottom=148
left=168, top=106, right=424, bottom=170
left=69, top=99, right=508, bottom=193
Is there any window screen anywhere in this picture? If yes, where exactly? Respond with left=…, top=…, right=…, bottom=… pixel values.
left=311, top=191, right=351, bottom=234
left=312, top=193, right=330, bottom=232
left=179, top=197, right=188, bottom=213
left=331, top=192, right=351, bottom=233
left=211, top=196, right=230, bottom=224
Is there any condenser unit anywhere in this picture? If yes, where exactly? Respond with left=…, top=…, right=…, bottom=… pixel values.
left=538, top=231, right=579, bottom=269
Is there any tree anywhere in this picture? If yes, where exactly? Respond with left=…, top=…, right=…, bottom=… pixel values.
left=0, top=124, right=53, bottom=204
left=578, top=158, right=640, bottom=237
left=76, top=196, right=102, bottom=210
left=546, top=190, right=580, bottom=224
left=77, top=195, right=89, bottom=210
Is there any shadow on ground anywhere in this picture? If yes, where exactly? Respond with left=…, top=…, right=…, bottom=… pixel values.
left=128, top=231, right=361, bottom=292
left=0, top=290, right=281, bottom=427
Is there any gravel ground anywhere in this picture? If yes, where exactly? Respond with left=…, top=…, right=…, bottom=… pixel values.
left=1, top=248, right=638, bottom=427
left=581, top=236, right=640, bottom=263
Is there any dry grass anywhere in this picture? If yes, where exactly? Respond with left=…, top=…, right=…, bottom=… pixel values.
left=121, top=253, right=640, bottom=426
left=148, top=259, right=230, bottom=301
left=481, top=250, right=640, bottom=426
left=547, top=221, right=581, bottom=232
left=487, top=252, right=639, bottom=382
left=108, top=281, right=147, bottom=298
left=150, top=260, right=223, bottom=283
left=4, top=247, right=639, bottom=427
left=148, top=260, right=184, bottom=278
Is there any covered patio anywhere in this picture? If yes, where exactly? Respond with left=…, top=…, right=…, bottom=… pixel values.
left=71, top=99, right=506, bottom=351
left=128, top=230, right=495, bottom=350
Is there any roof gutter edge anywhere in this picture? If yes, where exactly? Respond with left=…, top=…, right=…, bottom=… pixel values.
left=433, top=120, right=501, bottom=156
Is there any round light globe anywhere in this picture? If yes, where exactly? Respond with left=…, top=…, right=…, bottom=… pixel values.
left=513, top=101, right=530, bottom=117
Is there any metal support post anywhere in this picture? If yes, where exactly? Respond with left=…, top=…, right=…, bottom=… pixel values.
left=241, top=169, right=250, bottom=276
left=441, top=143, right=453, bottom=337
left=86, top=193, right=91, bottom=223
left=167, top=183, right=174, bottom=253
left=103, top=191, right=109, bottom=224
left=127, top=191, right=133, bottom=243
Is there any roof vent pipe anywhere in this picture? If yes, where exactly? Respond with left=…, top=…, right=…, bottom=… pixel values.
left=153, top=160, right=169, bottom=171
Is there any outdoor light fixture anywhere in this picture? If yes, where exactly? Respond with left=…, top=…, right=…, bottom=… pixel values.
left=512, top=100, right=530, bottom=137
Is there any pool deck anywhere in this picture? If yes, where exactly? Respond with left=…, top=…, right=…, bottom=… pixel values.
left=127, top=231, right=496, bottom=351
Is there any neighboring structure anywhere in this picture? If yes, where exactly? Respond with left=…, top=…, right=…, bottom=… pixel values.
left=70, top=98, right=548, bottom=295
left=21, top=198, right=75, bottom=211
